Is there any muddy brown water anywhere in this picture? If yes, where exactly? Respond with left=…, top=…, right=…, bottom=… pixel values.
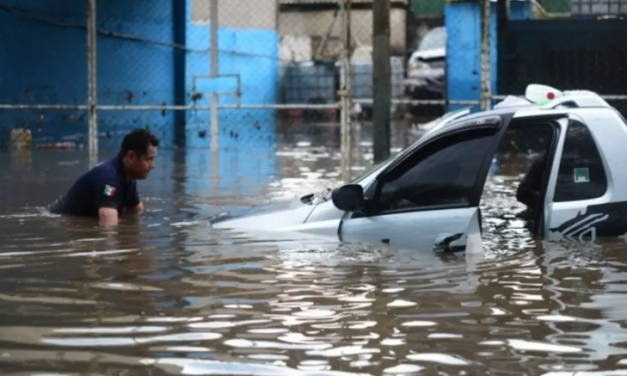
left=1, top=125, right=627, bottom=376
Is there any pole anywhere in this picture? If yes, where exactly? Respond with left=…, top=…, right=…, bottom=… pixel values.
left=87, top=0, right=98, bottom=164
left=210, top=0, right=219, bottom=152
left=372, top=0, right=391, bottom=163
left=340, top=0, right=353, bottom=181
left=480, top=0, right=492, bottom=111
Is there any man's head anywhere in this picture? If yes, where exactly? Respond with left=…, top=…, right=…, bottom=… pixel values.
left=119, top=128, right=160, bottom=180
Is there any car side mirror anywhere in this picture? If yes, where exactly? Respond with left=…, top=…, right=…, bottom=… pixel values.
left=331, top=184, right=365, bottom=212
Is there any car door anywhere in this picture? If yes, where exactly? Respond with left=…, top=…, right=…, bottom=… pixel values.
left=338, top=116, right=507, bottom=252
left=488, top=113, right=566, bottom=239
left=543, top=115, right=613, bottom=243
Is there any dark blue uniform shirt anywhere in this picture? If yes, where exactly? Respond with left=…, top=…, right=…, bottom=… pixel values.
left=47, top=155, right=140, bottom=217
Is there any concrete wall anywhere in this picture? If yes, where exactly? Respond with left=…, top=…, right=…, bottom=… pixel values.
left=279, top=8, right=407, bottom=57
left=191, top=0, right=276, bottom=29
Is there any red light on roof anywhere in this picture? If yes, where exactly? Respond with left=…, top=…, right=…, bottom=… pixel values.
left=547, top=92, right=555, bottom=100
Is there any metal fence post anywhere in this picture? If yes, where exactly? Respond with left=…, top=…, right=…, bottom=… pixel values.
left=480, top=0, right=492, bottom=111
left=210, top=0, right=219, bottom=152
left=87, top=0, right=98, bottom=162
left=340, top=0, right=352, bottom=182
left=209, top=0, right=220, bottom=197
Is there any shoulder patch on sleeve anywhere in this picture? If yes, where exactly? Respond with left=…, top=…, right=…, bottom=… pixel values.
left=103, top=184, right=117, bottom=197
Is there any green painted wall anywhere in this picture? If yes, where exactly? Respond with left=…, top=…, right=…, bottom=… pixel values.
left=410, top=0, right=571, bottom=18
left=410, top=0, right=446, bottom=17
left=539, top=0, right=570, bottom=13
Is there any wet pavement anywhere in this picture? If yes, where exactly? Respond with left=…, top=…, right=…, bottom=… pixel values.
left=2, top=122, right=627, bottom=375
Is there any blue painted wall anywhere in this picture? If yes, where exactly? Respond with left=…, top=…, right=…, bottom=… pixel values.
left=445, top=1, right=498, bottom=113
left=445, top=0, right=533, bottom=112
left=179, top=0, right=282, bottom=217
left=0, top=1, right=88, bottom=146
left=0, top=0, right=179, bottom=149
left=0, top=0, right=279, bottom=151
left=96, top=0, right=178, bottom=150
left=183, top=0, right=280, bottom=150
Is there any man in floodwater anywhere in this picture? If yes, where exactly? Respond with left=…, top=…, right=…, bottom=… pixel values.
left=46, top=128, right=159, bottom=226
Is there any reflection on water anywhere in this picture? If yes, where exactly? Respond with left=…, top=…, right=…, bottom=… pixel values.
left=2, top=127, right=627, bottom=375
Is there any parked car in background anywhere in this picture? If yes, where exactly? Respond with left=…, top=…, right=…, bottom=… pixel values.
left=403, top=26, right=447, bottom=120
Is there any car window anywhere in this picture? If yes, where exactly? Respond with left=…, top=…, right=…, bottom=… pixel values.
left=553, top=120, right=608, bottom=202
left=348, top=108, right=472, bottom=186
left=377, top=129, right=496, bottom=213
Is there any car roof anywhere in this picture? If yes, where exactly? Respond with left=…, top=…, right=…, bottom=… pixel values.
left=353, top=87, right=616, bottom=188
left=430, top=89, right=615, bottom=136
left=424, top=107, right=518, bottom=138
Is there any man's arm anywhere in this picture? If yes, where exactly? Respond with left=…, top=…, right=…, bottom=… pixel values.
left=98, top=207, right=119, bottom=226
left=125, top=183, right=143, bottom=215
left=94, top=179, right=122, bottom=226
left=129, top=202, right=144, bottom=215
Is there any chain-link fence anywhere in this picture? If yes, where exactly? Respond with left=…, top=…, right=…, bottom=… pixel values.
left=419, top=0, right=627, bottom=117
left=0, top=0, right=181, bottom=154
left=538, top=0, right=627, bottom=15
left=496, top=0, right=627, bottom=113
left=0, top=0, right=358, bottom=178
left=0, top=1, right=90, bottom=150
left=2, top=0, right=627, bottom=176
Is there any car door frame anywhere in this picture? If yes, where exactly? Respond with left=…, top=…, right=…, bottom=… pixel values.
left=503, top=114, right=568, bottom=239
left=531, top=117, right=567, bottom=239
left=336, top=113, right=515, bottom=250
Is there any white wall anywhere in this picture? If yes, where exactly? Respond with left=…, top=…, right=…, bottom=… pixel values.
left=191, top=0, right=277, bottom=29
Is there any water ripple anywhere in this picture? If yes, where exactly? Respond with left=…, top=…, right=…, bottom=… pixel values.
left=2, top=148, right=627, bottom=375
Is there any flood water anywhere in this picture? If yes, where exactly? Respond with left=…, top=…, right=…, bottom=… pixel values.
left=2, top=123, right=627, bottom=375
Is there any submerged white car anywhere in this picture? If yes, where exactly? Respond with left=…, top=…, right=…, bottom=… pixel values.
left=214, top=86, right=627, bottom=251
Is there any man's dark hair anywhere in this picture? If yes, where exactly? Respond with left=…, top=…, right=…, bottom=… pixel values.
left=119, top=128, right=160, bottom=157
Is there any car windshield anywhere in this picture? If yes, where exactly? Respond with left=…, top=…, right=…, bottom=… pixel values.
left=418, top=27, right=446, bottom=51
